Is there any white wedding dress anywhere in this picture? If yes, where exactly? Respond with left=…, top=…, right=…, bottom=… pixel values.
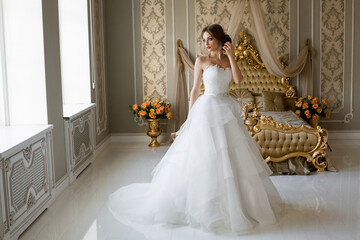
left=109, top=64, right=282, bottom=234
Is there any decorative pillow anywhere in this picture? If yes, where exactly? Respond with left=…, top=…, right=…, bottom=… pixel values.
left=229, top=88, right=254, bottom=108
left=262, top=91, right=285, bottom=111
left=254, top=95, right=264, bottom=110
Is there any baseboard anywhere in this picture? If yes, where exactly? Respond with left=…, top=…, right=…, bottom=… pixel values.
left=328, top=130, right=360, bottom=140
left=110, top=133, right=171, bottom=143
left=94, top=134, right=111, bottom=157
left=111, top=133, right=148, bottom=142
left=51, top=174, right=69, bottom=203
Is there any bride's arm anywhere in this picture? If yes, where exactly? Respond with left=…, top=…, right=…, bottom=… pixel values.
left=189, top=57, right=203, bottom=110
left=223, top=42, right=242, bottom=84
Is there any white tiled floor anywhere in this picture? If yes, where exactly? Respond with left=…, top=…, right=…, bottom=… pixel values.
left=19, top=140, right=360, bottom=240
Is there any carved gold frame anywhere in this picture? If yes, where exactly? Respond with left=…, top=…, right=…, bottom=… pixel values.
left=233, top=31, right=297, bottom=98
left=242, top=103, right=328, bottom=172
left=236, top=32, right=328, bottom=172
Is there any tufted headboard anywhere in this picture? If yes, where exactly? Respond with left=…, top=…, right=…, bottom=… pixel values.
left=229, top=31, right=297, bottom=110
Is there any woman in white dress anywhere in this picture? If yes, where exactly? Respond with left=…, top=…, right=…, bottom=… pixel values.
left=109, top=24, right=282, bottom=234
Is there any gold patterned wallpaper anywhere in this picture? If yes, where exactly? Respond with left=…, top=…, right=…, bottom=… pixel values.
left=141, top=0, right=167, bottom=101
left=321, top=0, right=344, bottom=113
left=196, top=0, right=234, bottom=56
left=138, top=0, right=345, bottom=114
left=261, top=0, right=289, bottom=64
left=195, top=0, right=289, bottom=64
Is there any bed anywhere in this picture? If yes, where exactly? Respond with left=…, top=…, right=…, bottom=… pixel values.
left=226, top=32, right=329, bottom=174
left=176, top=32, right=329, bottom=174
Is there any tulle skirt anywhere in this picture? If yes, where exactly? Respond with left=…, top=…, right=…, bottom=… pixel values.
left=109, top=94, right=282, bottom=234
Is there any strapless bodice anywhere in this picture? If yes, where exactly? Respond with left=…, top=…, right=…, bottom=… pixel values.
left=203, top=64, right=232, bottom=96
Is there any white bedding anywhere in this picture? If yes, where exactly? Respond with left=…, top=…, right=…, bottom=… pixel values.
left=259, top=111, right=312, bottom=128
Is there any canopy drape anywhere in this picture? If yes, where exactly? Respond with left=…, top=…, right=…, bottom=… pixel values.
left=170, top=0, right=313, bottom=133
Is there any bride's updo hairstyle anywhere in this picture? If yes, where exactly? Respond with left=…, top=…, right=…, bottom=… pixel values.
left=201, top=24, right=232, bottom=47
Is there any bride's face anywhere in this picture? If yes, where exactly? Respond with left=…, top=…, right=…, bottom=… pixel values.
left=202, top=31, right=220, bottom=52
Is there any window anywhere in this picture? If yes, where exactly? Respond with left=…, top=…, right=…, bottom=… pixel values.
left=58, top=0, right=92, bottom=105
left=0, top=0, right=48, bottom=125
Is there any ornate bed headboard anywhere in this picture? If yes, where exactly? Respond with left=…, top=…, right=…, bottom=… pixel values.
left=229, top=31, right=297, bottom=110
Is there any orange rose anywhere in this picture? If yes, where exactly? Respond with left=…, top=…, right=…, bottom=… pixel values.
left=139, top=110, right=147, bottom=117
left=321, top=99, right=328, bottom=105
left=165, top=106, right=170, bottom=113
left=306, top=114, right=311, bottom=119
left=296, top=101, right=303, bottom=107
left=145, top=101, right=150, bottom=106
left=316, top=108, right=322, bottom=113
left=141, top=103, right=147, bottom=109
left=132, top=104, right=138, bottom=110
left=302, top=103, right=309, bottom=109
left=156, top=108, right=163, bottom=114
left=149, top=111, right=157, bottom=119
left=153, top=99, right=160, bottom=104
left=160, top=106, right=164, bottom=111
left=295, top=110, right=301, bottom=115
left=155, top=104, right=161, bottom=109
left=308, top=95, right=313, bottom=100
left=166, top=112, right=173, bottom=119
left=325, top=112, right=330, bottom=118
left=312, top=104, right=319, bottom=109
left=298, top=97, right=303, bottom=102
left=304, top=110, right=310, bottom=115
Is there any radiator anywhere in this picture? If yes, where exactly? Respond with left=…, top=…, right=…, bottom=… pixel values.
left=64, top=104, right=95, bottom=183
left=0, top=126, right=53, bottom=239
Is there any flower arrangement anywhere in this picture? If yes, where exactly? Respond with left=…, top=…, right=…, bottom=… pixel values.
left=295, top=95, right=330, bottom=120
left=129, top=99, right=173, bottom=119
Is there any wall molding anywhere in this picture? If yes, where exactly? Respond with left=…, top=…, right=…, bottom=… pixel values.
left=89, top=0, right=108, bottom=136
left=141, top=0, right=167, bottom=100
left=172, top=0, right=175, bottom=74
left=321, top=0, right=354, bottom=123
left=132, top=0, right=137, bottom=104
left=296, top=0, right=299, bottom=93
left=110, top=133, right=171, bottom=143
left=311, top=0, right=314, bottom=96
left=320, top=0, right=345, bottom=114
left=186, top=0, right=190, bottom=93
left=328, top=130, right=360, bottom=140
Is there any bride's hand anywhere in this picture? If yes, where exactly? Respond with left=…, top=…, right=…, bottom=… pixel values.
left=222, top=42, right=235, bottom=57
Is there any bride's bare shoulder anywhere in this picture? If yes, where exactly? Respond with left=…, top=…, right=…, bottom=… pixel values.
left=195, top=55, right=209, bottom=69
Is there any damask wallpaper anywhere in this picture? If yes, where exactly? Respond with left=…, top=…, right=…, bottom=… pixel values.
left=261, top=0, right=289, bottom=64
left=105, top=0, right=360, bottom=132
left=195, top=0, right=289, bottom=63
left=138, top=0, right=347, bottom=119
left=196, top=0, right=234, bottom=56
left=321, top=0, right=344, bottom=113
left=141, top=0, right=167, bottom=101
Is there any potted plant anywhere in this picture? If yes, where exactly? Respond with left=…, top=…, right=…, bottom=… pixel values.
left=295, top=95, right=330, bottom=127
left=129, top=99, right=173, bottom=147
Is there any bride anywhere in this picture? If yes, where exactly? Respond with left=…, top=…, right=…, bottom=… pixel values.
left=109, top=24, right=282, bottom=234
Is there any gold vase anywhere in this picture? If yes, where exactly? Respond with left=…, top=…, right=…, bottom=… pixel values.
left=146, top=118, right=162, bottom=147
left=309, top=114, right=319, bottom=128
